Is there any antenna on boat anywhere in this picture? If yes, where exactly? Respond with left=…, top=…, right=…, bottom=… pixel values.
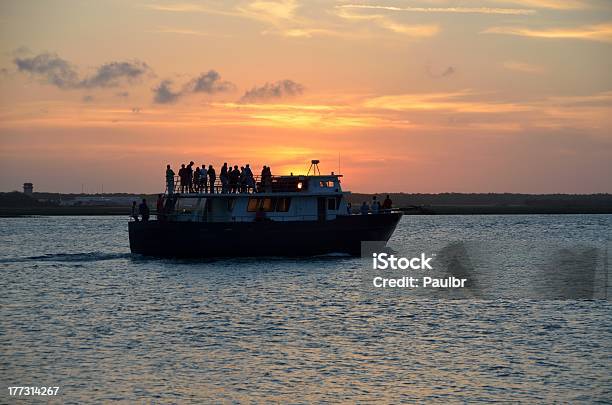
left=307, top=159, right=321, bottom=176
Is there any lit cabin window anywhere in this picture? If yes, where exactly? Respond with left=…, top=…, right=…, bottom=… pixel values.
left=247, top=198, right=259, bottom=212
left=262, top=198, right=275, bottom=211
left=320, top=180, right=335, bottom=188
left=276, top=198, right=291, bottom=212
left=247, top=198, right=278, bottom=212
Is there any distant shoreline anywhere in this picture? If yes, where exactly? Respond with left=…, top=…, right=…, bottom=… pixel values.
left=1, top=191, right=611, bottom=217
left=1, top=205, right=611, bottom=217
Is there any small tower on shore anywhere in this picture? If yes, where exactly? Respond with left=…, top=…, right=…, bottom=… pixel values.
left=23, top=182, right=33, bottom=196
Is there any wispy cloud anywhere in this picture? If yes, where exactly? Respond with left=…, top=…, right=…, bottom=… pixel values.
left=336, top=8, right=439, bottom=37
left=489, top=0, right=588, bottom=10
left=240, top=80, right=304, bottom=103
left=363, top=91, right=531, bottom=113
left=482, top=23, right=612, bottom=42
left=14, top=52, right=151, bottom=89
left=503, top=60, right=545, bottom=73
left=337, top=4, right=536, bottom=16
left=376, top=19, right=440, bottom=37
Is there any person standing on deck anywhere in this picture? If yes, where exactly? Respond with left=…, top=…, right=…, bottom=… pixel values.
left=382, top=195, right=392, bottom=212
left=371, top=196, right=379, bottom=214
left=208, top=164, right=216, bottom=194
left=131, top=201, right=139, bottom=221
left=245, top=164, right=255, bottom=193
left=194, top=166, right=201, bottom=193
left=200, top=164, right=208, bottom=193
left=165, top=164, right=175, bottom=195
left=139, top=198, right=150, bottom=221
left=230, top=165, right=240, bottom=193
left=186, top=161, right=194, bottom=193
left=220, top=163, right=229, bottom=193
left=360, top=201, right=370, bottom=215
left=178, top=164, right=187, bottom=193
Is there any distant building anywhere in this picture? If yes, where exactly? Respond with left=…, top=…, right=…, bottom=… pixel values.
left=23, top=183, right=33, bottom=196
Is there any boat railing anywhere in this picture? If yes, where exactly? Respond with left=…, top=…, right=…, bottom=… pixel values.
left=165, top=174, right=311, bottom=195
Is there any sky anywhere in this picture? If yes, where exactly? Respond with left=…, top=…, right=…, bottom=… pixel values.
left=0, top=0, right=611, bottom=194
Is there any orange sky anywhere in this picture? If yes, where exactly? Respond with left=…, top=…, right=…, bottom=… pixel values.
left=0, top=0, right=611, bottom=193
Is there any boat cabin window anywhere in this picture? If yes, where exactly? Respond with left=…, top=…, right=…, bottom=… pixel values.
left=247, top=197, right=292, bottom=212
left=276, top=197, right=291, bottom=212
left=247, top=198, right=259, bottom=212
left=319, top=180, right=335, bottom=188
left=327, top=198, right=336, bottom=210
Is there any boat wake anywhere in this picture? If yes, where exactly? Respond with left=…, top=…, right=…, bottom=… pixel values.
left=0, top=251, right=131, bottom=263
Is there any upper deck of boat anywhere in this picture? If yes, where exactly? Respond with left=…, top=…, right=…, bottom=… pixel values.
left=166, top=174, right=345, bottom=198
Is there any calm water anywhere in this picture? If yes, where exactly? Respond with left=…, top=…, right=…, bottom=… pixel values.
left=1, top=215, right=611, bottom=403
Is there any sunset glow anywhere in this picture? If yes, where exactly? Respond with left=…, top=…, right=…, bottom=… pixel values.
left=0, top=0, right=610, bottom=193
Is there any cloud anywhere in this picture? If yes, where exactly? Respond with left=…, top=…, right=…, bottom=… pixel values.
left=488, top=0, right=587, bottom=10
left=151, top=71, right=235, bottom=103
left=240, top=80, right=304, bottom=103
left=184, top=70, right=235, bottom=94
left=153, top=80, right=181, bottom=104
left=14, top=52, right=79, bottom=89
left=79, top=61, right=150, bottom=88
left=363, top=91, right=531, bottom=113
left=482, top=24, right=612, bottom=42
left=14, top=51, right=151, bottom=89
left=335, top=8, right=439, bottom=37
left=337, top=4, right=536, bottom=16
left=376, top=19, right=439, bottom=37
left=503, top=60, right=545, bottom=73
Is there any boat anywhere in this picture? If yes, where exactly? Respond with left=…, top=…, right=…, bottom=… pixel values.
left=128, top=160, right=402, bottom=257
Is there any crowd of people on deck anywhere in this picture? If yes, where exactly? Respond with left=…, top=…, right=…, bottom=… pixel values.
left=353, top=195, right=392, bottom=215
left=165, top=162, right=273, bottom=195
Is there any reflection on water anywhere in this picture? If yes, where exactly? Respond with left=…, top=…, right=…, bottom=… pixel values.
left=0, top=215, right=611, bottom=402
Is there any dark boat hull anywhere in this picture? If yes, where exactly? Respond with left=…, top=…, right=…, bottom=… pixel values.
left=128, top=213, right=402, bottom=257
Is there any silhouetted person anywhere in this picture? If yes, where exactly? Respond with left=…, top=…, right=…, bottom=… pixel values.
left=220, top=163, right=229, bottom=193
left=139, top=198, right=150, bottom=221
left=187, top=161, right=194, bottom=193
left=239, top=166, right=247, bottom=193
left=245, top=164, right=255, bottom=192
left=230, top=165, right=240, bottom=193
left=200, top=164, right=208, bottom=193
left=360, top=201, right=370, bottom=215
left=208, top=165, right=216, bottom=194
left=194, top=167, right=201, bottom=193
left=382, top=195, right=392, bottom=212
left=166, top=164, right=175, bottom=195
left=346, top=202, right=352, bottom=215
left=178, top=164, right=187, bottom=193
left=372, top=200, right=380, bottom=214
left=261, top=165, right=272, bottom=192
left=131, top=201, right=139, bottom=221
